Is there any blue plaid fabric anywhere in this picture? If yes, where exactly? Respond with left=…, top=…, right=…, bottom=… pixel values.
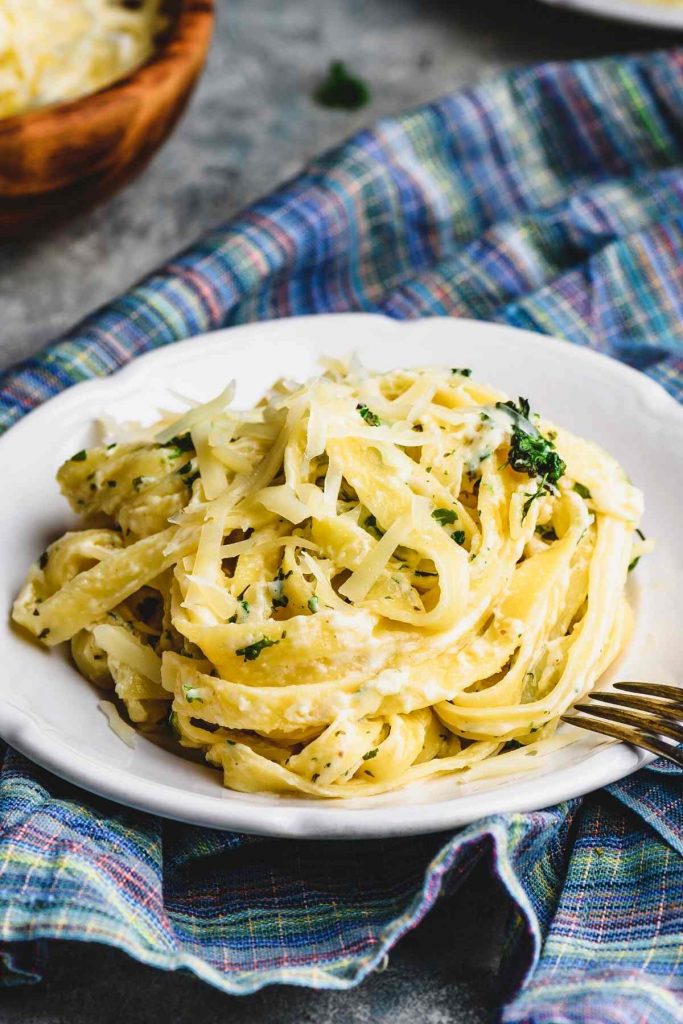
left=1, top=48, right=683, bottom=1024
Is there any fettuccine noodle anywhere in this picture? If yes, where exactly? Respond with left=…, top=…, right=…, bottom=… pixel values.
left=12, top=359, right=647, bottom=797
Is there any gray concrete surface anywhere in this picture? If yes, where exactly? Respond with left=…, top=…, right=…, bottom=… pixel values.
left=0, top=0, right=676, bottom=1020
left=0, top=0, right=669, bottom=372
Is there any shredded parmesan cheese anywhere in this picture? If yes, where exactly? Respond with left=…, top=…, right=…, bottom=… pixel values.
left=0, top=0, right=167, bottom=119
left=98, top=699, right=137, bottom=748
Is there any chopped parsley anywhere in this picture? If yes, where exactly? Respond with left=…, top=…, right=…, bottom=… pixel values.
left=363, top=513, right=384, bottom=539
left=106, top=443, right=117, bottom=450
left=308, top=595, right=319, bottom=613
left=356, top=403, right=381, bottom=426
left=313, top=60, right=370, bottom=111
left=573, top=482, right=592, bottom=500
left=535, top=523, right=558, bottom=542
left=522, top=479, right=549, bottom=521
left=70, top=450, right=87, bottom=462
left=451, top=368, right=472, bottom=377
left=38, top=551, right=49, bottom=570
left=506, top=422, right=565, bottom=484
left=132, top=476, right=147, bottom=491
left=167, top=709, right=181, bottom=739
left=432, top=507, right=458, bottom=526
left=628, top=528, right=646, bottom=572
left=177, top=460, right=199, bottom=488
left=228, top=598, right=250, bottom=624
left=235, top=635, right=282, bottom=661
left=451, top=530, right=466, bottom=545
left=160, top=432, right=193, bottom=457
left=182, top=683, right=204, bottom=704
left=362, top=748, right=378, bottom=761
left=38, top=627, right=50, bottom=640
left=496, top=397, right=566, bottom=520
left=499, top=396, right=531, bottom=420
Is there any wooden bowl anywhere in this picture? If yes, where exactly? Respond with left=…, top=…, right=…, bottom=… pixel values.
left=0, top=0, right=214, bottom=239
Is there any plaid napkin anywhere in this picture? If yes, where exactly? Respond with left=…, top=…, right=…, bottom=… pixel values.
left=1, top=48, right=683, bottom=1024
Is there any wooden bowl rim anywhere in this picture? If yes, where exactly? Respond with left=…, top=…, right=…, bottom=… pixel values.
left=0, top=0, right=215, bottom=137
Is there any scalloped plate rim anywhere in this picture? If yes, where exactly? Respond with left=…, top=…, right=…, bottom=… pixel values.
left=0, top=313, right=680, bottom=839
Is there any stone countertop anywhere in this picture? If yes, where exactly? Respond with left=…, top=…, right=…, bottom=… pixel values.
left=0, top=1, right=675, bottom=1021
left=0, top=0, right=667, bottom=372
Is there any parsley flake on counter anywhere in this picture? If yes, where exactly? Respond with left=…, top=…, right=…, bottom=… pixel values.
left=313, top=60, right=370, bottom=111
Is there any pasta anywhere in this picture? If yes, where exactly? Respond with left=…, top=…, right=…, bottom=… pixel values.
left=12, top=359, right=648, bottom=798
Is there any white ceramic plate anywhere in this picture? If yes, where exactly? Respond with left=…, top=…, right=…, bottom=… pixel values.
left=0, top=315, right=681, bottom=838
left=539, top=0, right=683, bottom=29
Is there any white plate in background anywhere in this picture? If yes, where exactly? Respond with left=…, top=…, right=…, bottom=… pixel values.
left=0, top=314, right=681, bottom=838
left=540, top=0, right=683, bottom=28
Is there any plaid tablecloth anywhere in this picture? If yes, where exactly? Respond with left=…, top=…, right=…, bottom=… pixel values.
left=1, top=48, right=683, bottom=1024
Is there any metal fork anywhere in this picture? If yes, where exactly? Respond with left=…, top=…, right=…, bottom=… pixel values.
left=561, top=682, right=683, bottom=768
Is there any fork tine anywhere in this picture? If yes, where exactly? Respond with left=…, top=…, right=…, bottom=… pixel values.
left=574, top=702, right=683, bottom=743
left=588, top=692, right=683, bottom=723
left=561, top=714, right=683, bottom=768
left=613, top=682, right=683, bottom=704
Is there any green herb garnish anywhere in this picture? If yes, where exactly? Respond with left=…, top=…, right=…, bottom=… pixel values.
left=70, top=450, right=87, bottom=462
left=496, top=397, right=565, bottom=519
left=313, top=60, right=370, bottom=111
left=228, top=598, right=250, bottom=624
left=308, top=595, right=319, bottom=613
left=356, top=403, right=381, bottom=426
left=573, top=482, right=592, bottom=500
left=182, top=683, right=204, bottom=704
left=362, top=748, right=378, bottom=761
left=451, top=530, right=466, bottom=545
left=522, top=479, right=549, bottom=521
left=363, top=513, right=384, bottom=538
left=235, top=635, right=282, bottom=662
left=161, top=432, right=193, bottom=453
left=451, top=368, right=472, bottom=377
left=432, top=508, right=457, bottom=526
left=167, top=709, right=181, bottom=739
left=628, top=528, right=646, bottom=572
left=38, top=551, right=49, bottom=570
left=535, top=523, right=558, bottom=542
